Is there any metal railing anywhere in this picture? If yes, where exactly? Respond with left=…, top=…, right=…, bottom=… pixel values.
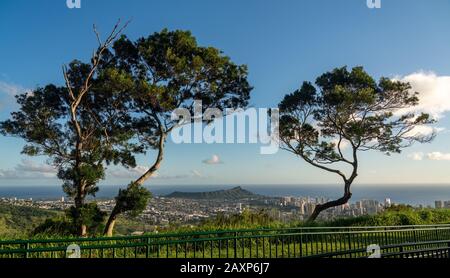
left=0, top=224, right=449, bottom=258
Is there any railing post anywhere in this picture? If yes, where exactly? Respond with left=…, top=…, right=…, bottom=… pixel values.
left=234, top=232, right=238, bottom=258
left=347, top=233, right=352, bottom=258
left=399, top=246, right=404, bottom=258
left=300, top=233, right=303, bottom=258
left=447, top=241, right=450, bottom=258
left=146, top=237, right=151, bottom=258
left=22, top=242, right=29, bottom=259
left=384, top=227, right=388, bottom=246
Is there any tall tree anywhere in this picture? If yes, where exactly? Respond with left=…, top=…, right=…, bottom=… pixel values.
left=0, top=21, right=138, bottom=236
left=278, top=66, right=435, bottom=221
left=103, top=29, right=253, bottom=236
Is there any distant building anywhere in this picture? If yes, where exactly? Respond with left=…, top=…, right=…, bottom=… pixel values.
left=305, top=203, right=316, bottom=215
left=435, top=200, right=444, bottom=209
left=444, top=201, right=450, bottom=209
left=355, top=201, right=364, bottom=215
left=384, top=198, right=391, bottom=208
left=361, top=199, right=379, bottom=215
left=298, top=200, right=306, bottom=215
left=237, top=203, right=242, bottom=213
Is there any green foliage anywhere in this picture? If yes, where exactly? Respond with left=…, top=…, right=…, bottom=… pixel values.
left=325, top=208, right=450, bottom=227
left=115, top=183, right=152, bottom=217
left=67, top=203, right=107, bottom=235
left=0, top=27, right=253, bottom=237
left=200, top=209, right=279, bottom=230
left=1, top=202, right=449, bottom=240
left=103, top=29, right=253, bottom=235
left=279, top=66, right=435, bottom=162
left=278, top=66, right=436, bottom=220
left=0, top=27, right=145, bottom=235
left=110, top=29, right=253, bottom=148
left=31, top=217, right=77, bottom=237
left=0, top=204, right=60, bottom=238
left=158, top=208, right=450, bottom=235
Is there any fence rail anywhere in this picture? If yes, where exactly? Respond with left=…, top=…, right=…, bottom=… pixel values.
left=1, top=224, right=449, bottom=258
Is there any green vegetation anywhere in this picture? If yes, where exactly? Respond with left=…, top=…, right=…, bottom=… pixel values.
left=0, top=204, right=60, bottom=238
left=326, top=206, right=450, bottom=227
left=1, top=212, right=449, bottom=259
left=1, top=203, right=449, bottom=241
left=0, top=203, right=147, bottom=239
left=163, top=206, right=450, bottom=234
left=1, top=205, right=449, bottom=259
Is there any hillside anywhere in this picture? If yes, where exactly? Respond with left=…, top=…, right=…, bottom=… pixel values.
left=0, top=203, right=60, bottom=238
left=0, top=203, right=149, bottom=239
left=165, top=186, right=260, bottom=200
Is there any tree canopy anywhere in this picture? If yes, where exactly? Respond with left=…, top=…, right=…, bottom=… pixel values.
left=278, top=66, right=435, bottom=221
left=101, top=29, right=253, bottom=236
left=0, top=22, right=140, bottom=236
left=1, top=26, right=253, bottom=237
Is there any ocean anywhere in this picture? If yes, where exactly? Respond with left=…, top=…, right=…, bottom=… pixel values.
left=0, top=184, right=449, bottom=206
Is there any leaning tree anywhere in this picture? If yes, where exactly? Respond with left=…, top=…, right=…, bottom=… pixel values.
left=102, top=29, right=253, bottom=236
left=278, top=66, right=435, bottom=221
left=0, top=21, right=141, bottom=236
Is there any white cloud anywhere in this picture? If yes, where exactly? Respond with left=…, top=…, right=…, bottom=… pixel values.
left=15, top=159, right=57, bottom=174
left=130, top=165, right=149, bottom=175
left=0, top=81, right=27, bottom=97
left=0, top=81, right=31, bottom=111
left=408, top=152, right=424, bottom=161
left=108, top=166, right=204, bottom=180
left=202, top=154, right=223, bottom=165
left=394, top=72, right=450, bottom=120
left=109, top=165, right=149, bottom=179
left=0, top=160, right=57, bottom=179
left=408, top=151, right=450, bottom=161
left=404, top=125, right=445, bottom=138
left=331, top=138, right=350, bottom=150
left=154, top=170, right=205, bottom=180
left=191, top=170, right=203, bottom=178
left=427, top=152, right=450, bottom=161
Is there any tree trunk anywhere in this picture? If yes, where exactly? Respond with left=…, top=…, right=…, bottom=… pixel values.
left=104, top=209, right=118, bottom=237
left=103, top=132, right=166, bottom=237
left=307, top=185, right=353, bottom=222
left=304, top=145, right=359, bottom=223
left=74, top=182, right=87, bottom=237
left=80, top=225, right=87, bottom=237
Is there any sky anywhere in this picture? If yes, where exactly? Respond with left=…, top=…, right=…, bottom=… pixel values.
left=1, top=0, right=450, bottom=188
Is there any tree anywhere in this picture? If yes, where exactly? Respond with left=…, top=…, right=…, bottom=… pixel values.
left=0, top=21, right=138, bottom=236
left=103, top=29, right=253, bottom=236
left=278, top=66, right=435, bottom=221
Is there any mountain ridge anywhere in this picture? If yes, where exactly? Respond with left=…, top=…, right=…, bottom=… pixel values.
left=165, top=186, right=260, bottom=200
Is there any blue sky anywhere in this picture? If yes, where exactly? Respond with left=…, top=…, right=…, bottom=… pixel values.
left=1, top=0, right=450, bottom=187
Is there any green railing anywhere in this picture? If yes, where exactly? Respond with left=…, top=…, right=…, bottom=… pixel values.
left=0, top=224, right=449, bottom=258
